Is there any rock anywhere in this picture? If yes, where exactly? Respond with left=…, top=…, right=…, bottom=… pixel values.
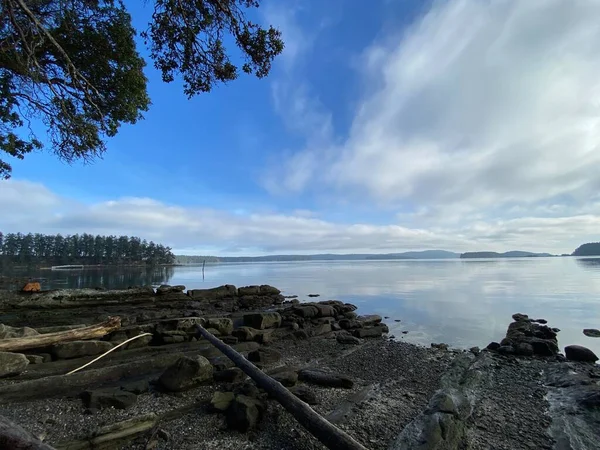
left=232, top=381, right=261, bottom=399
left=187, top=284, right=237, bottom=300
left=497, top=345, right=515, bottom=355
left=358, top=315, right=383, bottom=326
left=158, top=355, right=213, bottom=391
left=226, top=395, right=264, bottom=431
left=214, top=367, right=246, bottom=383
left=232, top=327, right=257, bottom=342
left=565, top=345, right=599, bottom=362
left=81, top=388, right=137, bottom=410
left=0, top=352, right=29, bottom=377
left=583, top=329, right=600, bottom=338
left=25, top=355, right=45, bottom=364
left=469, top=346, right=480, bottom=354
left=293, top=330, right=309, bottom=340
left=308, top=294, right=320, bottom=297
left=352, top=324, right=388, bottom=338
left=337, top=333, right=361, bottom=345
left=259, top=285, right=281, bottom=295
left=339, top=319, right=363, bottom=330
left=211, top=391, right=235, bottom=411
left=528, top=337, right=558, bottom=356
left=248, top=348, right=281, bottom=365
left=512, top=313, right=530, bottom=321
left=22, top=282, right=41, bottom=292
left=344, top=312, right=358, bottom=319
left=221, top=336, right=239, bottom=345
left=486, top=342, right=501, bottom=351
left=238, top=286, right=260, bottom=296
left=579, top=391, right=600, bottom=409
left=426, top=392, right=458, bottom=415
left=120, top=380, right=150, bottom=394
left=394, top=319, right=401, bottom=322
left=243, top=312, right=281, bottom=330
left=310, top=323, right=332, bottom=336
left=293, top=305, right=319, bottom=318
left=272, top=371, right=298, bottom=387
left=431, top=343, right=449, bottom=351
left=289, top=385, right=319, bottom=405
left=533, top=318, right=548, bottom=324
left=298, top=368, right=354, bottom=388
left=402, top=331, right=409, bottom=334
left=204, top=318, right=233, bottom=335
left=314, top=304, right=336, bottom=317
left=156, top=284, right=186, bottom=294
left=515, top=342, right=534, bottom=356
left=0, top=324, right=39, bottom=339
left=52, top=340, right=113, bottom=359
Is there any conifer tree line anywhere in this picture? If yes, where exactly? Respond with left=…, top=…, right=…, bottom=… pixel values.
left=0, top=232, right=175, bottom=266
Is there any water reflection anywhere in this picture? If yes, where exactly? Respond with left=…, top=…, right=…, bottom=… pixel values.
left=575, top=258, right=600, bottom=270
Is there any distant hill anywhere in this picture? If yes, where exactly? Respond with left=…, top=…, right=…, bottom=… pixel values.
left=175, top=250, right=460, bottom=264
left=460, top=251, right=554, bottom=259
left=572, top=242, right=600, bottom=257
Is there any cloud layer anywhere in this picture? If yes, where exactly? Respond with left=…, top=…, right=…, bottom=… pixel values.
left=270, top=0, right=600, bottom=221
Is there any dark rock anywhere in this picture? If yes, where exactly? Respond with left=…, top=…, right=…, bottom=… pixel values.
left=515, top=342, right=534, bottom=356
left=188, top=284, right=237, bottom=299
left=344, top=312, right=358, bottom=319
left=314, top=304, right=336, bottom=317
left=226, top=395, right=265, bottom=431
left=310, top=323, right=332, bottom=336
left=0, top=415, right=55, bottom=449
left=158, top=355, right=213, bottom=391
left=211, top=391, right=235, bottom=411
left=52, top=340, right=113, bottom=359
left=298, top=368, right=354, bottom=388
left=156, top=284, right=186, bottom=294
left=25, top=354, right=45, bottom=364
left=498, top=345, right=515, bottom=355
left=426, top=392, right=458, bottom=415
left=394, top=319, right=401, bottom=322
left=272, top=371, right=298, bottom=387
left=232, top=381, right=261, bottom=399
left=336, top=333, right=361, bottom=345
left=565, top=345, right=599, bottom=362
left=214, top=368, right=246, bottom=383
left=339, top=319, right=363, bottom=330
left=289, top=385, right=319, bottom=404
left=259, top=285, right=281, bottom=295
left=469, top=346, right=480, bottom=354
left=583, top=328, right=600, bottom=338
left=512, top=313, right=530, bottom=322
left=81, top=388, right=137, bottom=410
left=533, top=318, right=548, bottom=324
left=248, top=348, right=282, bottom=365
left=0, top=352, right=29, bottom=377
left=529, top=337, right=558, bottom=356
left=307, top=294, right=320, bottom=297
left=358, top=315, right=383, bottom=326
left=487, top=342, right=501, bottom=351
left=352, top=325, right=386, bottom=338
left=232, top=327, right=257, bottom=342
left=431, top=343, right=449, bottom=351
left=221, top=336, right=239, bottom=345
left=293, top=330, right=309, bottom=340
left=331, top=322, right=341, bottom=332
left=0, top=324, right=38, bottom=339
left=579, top=391, right=600, bottom=409
left=204, top=318, right=233, bottom=335
left=120, top=380, right=150, bottom=394
left=238, top=286, right=260, bottom=296
left=243, top=312, right=281, bottom=330
left=294, top=305, right=319, bottom=318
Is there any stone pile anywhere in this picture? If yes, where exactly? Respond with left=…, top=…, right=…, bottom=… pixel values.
left=486, top=313, right=560, bottom=356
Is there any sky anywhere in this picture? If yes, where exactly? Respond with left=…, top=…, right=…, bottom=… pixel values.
left=2, top=0, right=600, bottom=256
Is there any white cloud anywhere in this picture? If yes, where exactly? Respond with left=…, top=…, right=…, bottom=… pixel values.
left=270, top=0, right=600, bottom=223
left=1, top=179, right=599, bottom=254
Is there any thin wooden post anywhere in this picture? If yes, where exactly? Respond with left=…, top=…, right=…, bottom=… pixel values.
left=195, top=325, right=369, bottom=450
left=202, top=259, right=206, bottom=280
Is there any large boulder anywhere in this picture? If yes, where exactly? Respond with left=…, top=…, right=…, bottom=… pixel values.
left=226, top=395, right=265, bottom=431
left=204, top=318, right=234, bottom=335
left=358, top=315, right=383, bottom=326
left=243, top=312, right=281, bottom=330
left=565, top=345, right=599, bottom=362
left=158, top=355, right=213, bottom=391
left=259, top=285, right=281, bottom=295
left=0, top=352, right=29, bottom=377
left=336, top=332, right=361, bottom=345
left=0, top=324, right=39, bottom=339
left=187, top=285, right=237, bottom=300
left=293, top=305, right=319, bottom=318
left=352, top=324, right=388, bottom=338
left=52, top=340, right=113, bottom=359
left=238, top=286, right=260, bottom=296
left=313, top=304, right=336, bottom=317
left=156, top=284, right=186, bottom=295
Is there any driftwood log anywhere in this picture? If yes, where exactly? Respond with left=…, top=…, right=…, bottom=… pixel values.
left=0, top=415, right=56, bottom=450
left=195, top=324, right=369, bottom=450
left=0, top=317, right=121, bottom=353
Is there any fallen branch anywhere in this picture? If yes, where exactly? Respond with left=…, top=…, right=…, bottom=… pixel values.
left=0, top=317, right=121, bottom=353
left=195, top=324, right=369, bottom=450
left=66, top=333, right=152, bottom=375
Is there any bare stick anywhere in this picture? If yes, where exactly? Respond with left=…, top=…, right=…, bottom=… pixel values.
left=195, top=324, right=369, bottom=450
left=66, top=333, right=152, bottom=375
left=0, top=317, right=121, bottom=352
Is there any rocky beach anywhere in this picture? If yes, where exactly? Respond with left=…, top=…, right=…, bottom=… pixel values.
left=0, top=284, right=598, bottom=450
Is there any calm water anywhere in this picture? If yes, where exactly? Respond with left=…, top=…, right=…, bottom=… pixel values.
left=3, top=258, right=600, bottom=355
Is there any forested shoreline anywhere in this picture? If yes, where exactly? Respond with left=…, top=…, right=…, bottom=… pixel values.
left=0, top=232, right=175, bottom=267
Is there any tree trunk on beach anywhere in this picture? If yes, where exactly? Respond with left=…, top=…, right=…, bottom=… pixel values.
left=195, top=324, right=369, bottom=450
left=0, top=317, right=121, bottom=353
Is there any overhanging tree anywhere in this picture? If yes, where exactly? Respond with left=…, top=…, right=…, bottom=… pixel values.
left=0, top=0, right=284, bottom=178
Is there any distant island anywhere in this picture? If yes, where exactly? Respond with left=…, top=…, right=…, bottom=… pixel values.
left=572, top=242, right=600, bottom=256
left=175, top=250, right=460, bottom=264
left=460, top=251, right=554, bottom=259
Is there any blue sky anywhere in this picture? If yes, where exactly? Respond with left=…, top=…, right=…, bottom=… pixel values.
left=2, top=0, right=600, bottom=255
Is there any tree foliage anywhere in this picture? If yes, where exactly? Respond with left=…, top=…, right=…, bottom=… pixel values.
left=0, top=0, right=284, bottom=178
left=0, top=231, right=175, bottom=266
left=572, top=242, right=600, bottom=257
